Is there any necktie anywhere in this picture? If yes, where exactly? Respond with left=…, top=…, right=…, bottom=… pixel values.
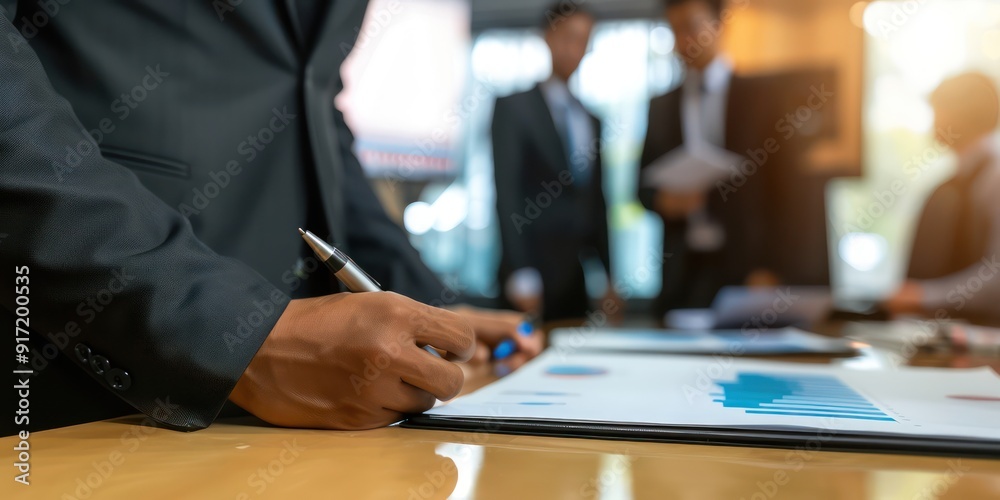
left=560, top=98, right=590, bottom=186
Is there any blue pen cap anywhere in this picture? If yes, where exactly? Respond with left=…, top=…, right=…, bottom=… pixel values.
left=517, top=321, right=533, bottom=336
left=492, top=340, right=517, bottom=360
left=493, top=322, right=534, bottom=361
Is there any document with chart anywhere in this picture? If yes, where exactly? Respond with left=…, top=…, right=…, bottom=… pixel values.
left=405, top=351, right=1000, bottom=456
left=548, top=327, right=856, bottom=355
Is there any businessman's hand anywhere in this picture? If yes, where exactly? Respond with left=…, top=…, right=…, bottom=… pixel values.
left=745, top=269, right=781, bottom=288
left=229, top=292, right=476, bottom=430
left=450, top=306, right=544, bottom=368
left=509, top=293, right=542, bottom=316
left=601, top=287, right=625, bottom=326
left=654, top=190, right=706, bottom=220
left=884, top=280, right=926, bottom=317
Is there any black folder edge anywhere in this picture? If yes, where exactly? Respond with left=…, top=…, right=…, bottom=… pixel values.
left=401, top=416, right=1000, bottom=459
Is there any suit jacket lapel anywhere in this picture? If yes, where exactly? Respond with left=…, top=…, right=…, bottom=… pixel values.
left=527, top=85, right=572, bottom=178
left=303, top=0, right=370, bottom=247
left=282, top=0, right=308, bottom=51
left=310, top=0, right=366, bottom=87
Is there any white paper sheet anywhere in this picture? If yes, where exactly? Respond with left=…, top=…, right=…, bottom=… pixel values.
left=549, top=327, right=855, bottom=355
left=429, top=351, right=1000, bottom=441
left=641, top=145, right=744, bottom=192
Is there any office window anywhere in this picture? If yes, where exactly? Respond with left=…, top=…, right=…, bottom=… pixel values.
left=829, top=0, right=1000, bottom=300
left=391, top=20, right=682, bottom=298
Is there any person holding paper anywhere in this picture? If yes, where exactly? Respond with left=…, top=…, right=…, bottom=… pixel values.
left=638, top=0, right=834, bottom=318
left=638, top=0, right=773, bottom=317
left=886, top=72, right=1000, bottom=324
left=492, top=4, right=618, bottom=322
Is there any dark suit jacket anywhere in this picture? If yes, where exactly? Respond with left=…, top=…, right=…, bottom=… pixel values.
left=492, top=85, right=610, bottom=321
left=0, top=0, right=445, bottom=434
left=639, top=71, right=833, bottom=314
left=907, top=143, right=999, bottom=323
left=908, top=158, right=992, bottom=281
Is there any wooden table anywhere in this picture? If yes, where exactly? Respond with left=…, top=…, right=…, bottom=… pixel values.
left=4, top=324, right=1000, bottom=500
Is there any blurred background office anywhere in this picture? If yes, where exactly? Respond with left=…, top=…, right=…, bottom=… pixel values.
left=336, top=0, right=1000, bottom=321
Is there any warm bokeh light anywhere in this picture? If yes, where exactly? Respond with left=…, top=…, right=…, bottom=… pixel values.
left=848, top=2, right=869, bottom=29
left=983, top=29, right=1000, bottom=60
left=833, top=0, right=1000, bottom=299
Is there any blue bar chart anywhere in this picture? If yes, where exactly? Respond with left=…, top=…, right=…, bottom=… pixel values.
left=712, top=372, right=896, bottom=422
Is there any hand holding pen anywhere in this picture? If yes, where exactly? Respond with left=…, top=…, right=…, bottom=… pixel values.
left=228, top=233, right=477, bottom=431
left=300, top=229, right=542, bottom=368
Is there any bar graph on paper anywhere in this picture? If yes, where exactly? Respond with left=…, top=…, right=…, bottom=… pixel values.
left=712, top=372, right=896, bottom=422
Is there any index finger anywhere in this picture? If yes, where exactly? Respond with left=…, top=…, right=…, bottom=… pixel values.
left=409, top=305, right=476, bottom=363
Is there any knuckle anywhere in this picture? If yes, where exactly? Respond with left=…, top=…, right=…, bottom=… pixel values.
left=441, top=365, right=464, bottom=400
left=457, top=323, right=476, bottom=353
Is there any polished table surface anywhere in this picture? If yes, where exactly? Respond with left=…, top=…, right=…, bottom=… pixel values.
left=5, top=323, right=1000, bottom=500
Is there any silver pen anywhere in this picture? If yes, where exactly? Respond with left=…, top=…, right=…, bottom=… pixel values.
left=298, top=228, right=441, bottom=357
left=299, top=228, right=381, bottom=292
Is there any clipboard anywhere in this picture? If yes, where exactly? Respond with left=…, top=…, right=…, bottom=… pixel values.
left=403, top=352, right=1000, bottom=458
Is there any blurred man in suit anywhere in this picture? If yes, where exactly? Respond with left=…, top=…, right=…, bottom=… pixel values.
left=492, top=4, right=617, bottom=322
left=886, top=72, right=1000, bottom=324
left=1, top=1, right=538, bottom=435
left=639, top=0, right=833, bottom=319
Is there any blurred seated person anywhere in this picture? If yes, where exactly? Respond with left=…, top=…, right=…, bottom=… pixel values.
left=639, top=0, right=833, bottom=320
left=886, top=72, right=1000, bottom=324
left=492, top=4, right=618, bottom=322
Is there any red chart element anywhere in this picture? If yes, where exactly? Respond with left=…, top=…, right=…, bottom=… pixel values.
left=947, top=395, right=1000, bottom=402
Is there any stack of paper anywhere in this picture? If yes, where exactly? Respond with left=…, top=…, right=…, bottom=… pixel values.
left=641, top=145, right=744, bottom=192
left=406, top=351, right=1000, bottom=456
